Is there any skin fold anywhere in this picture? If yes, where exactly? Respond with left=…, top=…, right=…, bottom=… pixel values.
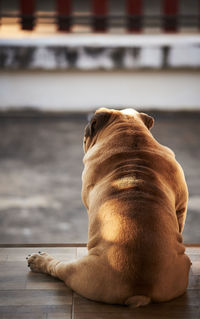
left=27, top=108, right=191, bottom=307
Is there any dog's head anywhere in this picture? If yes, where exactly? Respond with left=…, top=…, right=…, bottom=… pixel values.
left=83, top=108, right=154, bottom=153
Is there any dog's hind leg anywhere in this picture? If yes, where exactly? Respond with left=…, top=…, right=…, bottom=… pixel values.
left=27, top=252, right=122, bottom=304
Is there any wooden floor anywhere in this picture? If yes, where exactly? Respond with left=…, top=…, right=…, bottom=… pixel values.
left=0, top=246, right=200, bottom=319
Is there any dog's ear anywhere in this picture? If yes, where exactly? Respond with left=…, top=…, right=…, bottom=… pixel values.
left=85, top=111, right=112, bottom=139
left=139, top=112, right=154, bottom=130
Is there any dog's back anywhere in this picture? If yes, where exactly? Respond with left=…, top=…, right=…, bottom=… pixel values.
left=84, top=108, right=191, bottom=303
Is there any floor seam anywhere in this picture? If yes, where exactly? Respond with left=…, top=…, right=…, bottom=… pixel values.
left=71, top=291, right=75, bottom=319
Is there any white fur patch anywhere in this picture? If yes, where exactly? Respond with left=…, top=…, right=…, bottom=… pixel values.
left=120, top=108, right=139, bottom=116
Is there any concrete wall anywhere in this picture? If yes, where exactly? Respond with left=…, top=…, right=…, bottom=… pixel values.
left=1, top=70, right=200, bottom=111
left=1, top=35, right=200, bottom=111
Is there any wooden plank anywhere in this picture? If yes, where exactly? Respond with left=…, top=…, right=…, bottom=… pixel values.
left=188, top=274, right=200, bottom=289
left=0, top=290, right=72, bottom=306
left=74, top=308, right=200, bottom=319
left=26, top=281, right=67, bottom=290
left=191, top=262, right=200, bottom=275
left=0, top=262, right=27, bottom=275
left=185, top=244, right=200, bottom=248
left=0, top=314, right=46, bottom=319
left=0, top=273, right=26, bottom=290
left=0, top=305, right=71, bottom=314
left=186, top=247, right=200, bottom=254
left=189, top=255, right=200, bottom=262
left=0, top=247, right=76, bottom=262
left=48, top=314, right=71, bottom=319
left=73, top=289, right=200, bottom=312
left=126, top=0, right=143, bottom=33
left=0, top=244, right=87, bottom=248
left=73, top=293, right=124, bottom=313
left=26, top=272, right=72, bottom=291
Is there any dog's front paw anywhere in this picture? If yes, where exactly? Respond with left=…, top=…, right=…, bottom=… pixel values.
left=26, top=252, right=53, bottom=273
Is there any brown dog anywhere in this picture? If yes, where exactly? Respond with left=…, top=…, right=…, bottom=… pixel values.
left=27, top=108, right=191, bottom=307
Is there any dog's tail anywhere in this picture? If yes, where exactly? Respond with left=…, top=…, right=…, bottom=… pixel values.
left=125, top=295, right=151, bottom=307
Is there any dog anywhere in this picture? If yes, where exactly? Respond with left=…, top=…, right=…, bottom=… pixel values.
left=27, top=108, right=191, bottom=307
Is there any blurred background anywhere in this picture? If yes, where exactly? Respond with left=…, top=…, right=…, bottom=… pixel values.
left=0, top=0, right=200, bottom=244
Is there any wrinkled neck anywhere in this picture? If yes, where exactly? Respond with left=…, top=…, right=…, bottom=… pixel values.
left=98, top=121, right=155, bottom=151
left=83, top=121, right=157, bottom=167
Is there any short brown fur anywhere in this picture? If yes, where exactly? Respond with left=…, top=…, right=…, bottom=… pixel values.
left=27, top=108, right=191, bottom=306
